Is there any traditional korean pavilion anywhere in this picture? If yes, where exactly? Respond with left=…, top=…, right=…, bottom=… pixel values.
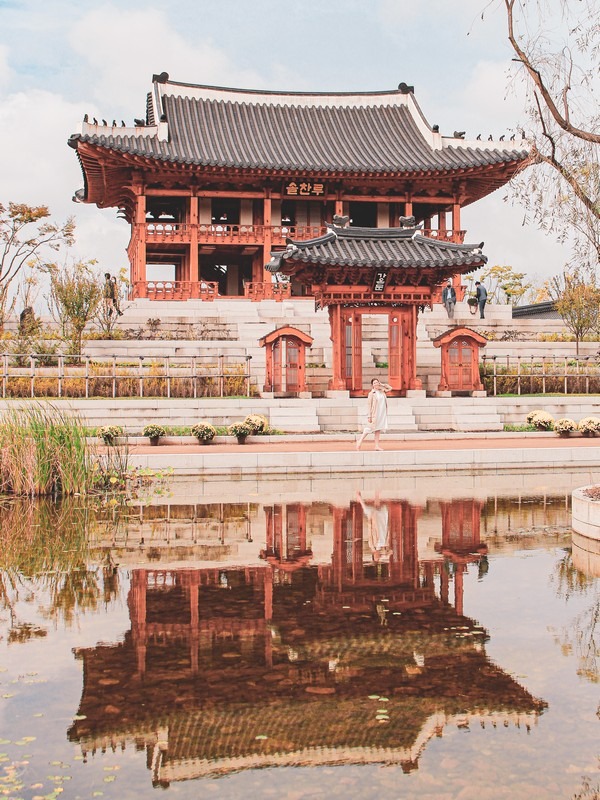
left=68, top=73, right=528, bottom=303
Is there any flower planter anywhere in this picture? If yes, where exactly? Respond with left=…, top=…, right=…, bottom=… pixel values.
left=236, top=435, right=247, bottom=445
left=149, top=436, right=160, bottom=446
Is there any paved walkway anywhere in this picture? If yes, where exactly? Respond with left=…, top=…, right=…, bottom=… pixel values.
left=128, top=433, right=600, bottom=455
left=123, top=433, right=600, bottom=477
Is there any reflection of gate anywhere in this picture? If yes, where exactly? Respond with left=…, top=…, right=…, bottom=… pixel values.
left=259, top=326, right=313, bottom=394
left=433, top=326, right=487, bottom=394
left=332, top=306, right=417, bottom=395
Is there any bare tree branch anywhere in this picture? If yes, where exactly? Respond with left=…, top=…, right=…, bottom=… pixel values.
left=505, top=0, right=600, bottom=144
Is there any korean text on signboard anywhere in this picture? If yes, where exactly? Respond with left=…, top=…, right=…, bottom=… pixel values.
left=284, top=181, right=325, bottom=197
left=372, top=270, right=389, bottom=292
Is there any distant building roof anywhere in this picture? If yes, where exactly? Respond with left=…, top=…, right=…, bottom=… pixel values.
left=69, top=73, right=529, bottom=178
left=512, top=301, right=560, bottom=319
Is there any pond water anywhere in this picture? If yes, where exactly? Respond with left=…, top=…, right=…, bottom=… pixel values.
left=0, top=470, right=598, bottom=800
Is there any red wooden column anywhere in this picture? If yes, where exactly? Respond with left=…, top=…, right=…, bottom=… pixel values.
left=406, top=306, right=422, bottom=390
left=128, top=569, right=147, bottom=678
left=133, top=189, right=147, bottom=297
left=261, top=192, right=272, bottom=282
left=328, top=305, right=346, bottom=390
left=189, top=195, right=199, bottom=293
left=452, top=201, right=461, bottom=237
left=438, top=208, right=447, bottom=235
left=189, top=571, right=199, bottom=673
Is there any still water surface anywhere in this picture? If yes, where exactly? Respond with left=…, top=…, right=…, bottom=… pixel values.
left=0, top=471, right=598, bottom=799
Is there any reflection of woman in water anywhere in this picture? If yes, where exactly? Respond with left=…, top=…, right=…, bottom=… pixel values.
left=356, top=378, right=391, bottom=451
left=356, top=491, right=390, bottom=562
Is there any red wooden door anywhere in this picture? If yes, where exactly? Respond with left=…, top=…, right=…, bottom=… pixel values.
left=388, top=313, right=402, bottom=389
left=285, top=338, right=300, bottom=391
left=272, top=340, right=282, bottom=391
left=448, top=339, right=473, bottom=390
left=351, top=314, right=363, bottom=392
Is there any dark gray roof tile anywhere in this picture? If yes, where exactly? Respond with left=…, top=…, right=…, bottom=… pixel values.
left=266, top=226, right=487, bottom=272
left=73, top=79, right=528, bottom=175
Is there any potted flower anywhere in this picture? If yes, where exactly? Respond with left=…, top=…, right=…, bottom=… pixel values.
left=191, top=421, right=217, bottom=444
left=467, top=296, right=478, bottom=315
left=228, top=421, right=253, bottom=444
left=553, top=418, right=576, bottom=437
left=244, top=413, right=269, bottom=434
left=526, top=410, right=555, bottom=431
left=97, top=424, right=123, bottom=446
left=579, top=417, right=600, bottom=437
left=142, top=423, right=166, bottom=446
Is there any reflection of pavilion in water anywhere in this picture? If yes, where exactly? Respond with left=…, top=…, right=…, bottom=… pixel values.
left=71, top=498, right=546, bottom=786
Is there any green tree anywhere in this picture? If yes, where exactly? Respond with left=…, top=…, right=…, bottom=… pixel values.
left=46, top=259, right=102, bottom=358
left=0, top=202, right=75, bottom=329
left=548, top=268, right=600, bottom=354
left=476, top=264, right=531, bottom=305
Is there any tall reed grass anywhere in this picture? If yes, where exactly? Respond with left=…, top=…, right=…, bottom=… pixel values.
left=0, top=403, right=92, bottom=495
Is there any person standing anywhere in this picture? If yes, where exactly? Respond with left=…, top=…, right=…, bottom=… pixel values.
left=356, top=378, right=391, bottom=451
left=475, top=280, right=487, bottom=319
left=442, top=278, right=456, bottom=319
left=110, top=275, right=123, bottom=316
left=103, top=273, right=115, bottom=316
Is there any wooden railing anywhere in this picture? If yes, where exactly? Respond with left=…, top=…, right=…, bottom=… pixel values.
left=132, top=280, right=219, bottom=300
left=0, top=354, right=255, bottom=399
left=481, top=355, right=600, bottom=396
left=145, top=223, right=465, bottom=245
left=421, top=229, right=466, bottom=244
left=244, top=281, right=292, bottom=301
left=146, top=222, right=190, bottom=242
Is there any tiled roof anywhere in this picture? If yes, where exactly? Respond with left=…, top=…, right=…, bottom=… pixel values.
left=70, top=76, right=528, bottom=175
left=512, top=301, right=560, bottom=318
left=266, top=226, right=487, bottom=272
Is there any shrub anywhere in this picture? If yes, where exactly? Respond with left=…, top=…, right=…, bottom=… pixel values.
left=578, top=417, right=600, bottom=436
left=142, top=424, right=166, bottom=439
left=97, top=424, right=123, bottom=445
left=553, top=418, right=577, bottom=435
left=228, top=421, right=253, bottom=438
left=244, top=413, right=269, bottom=434
left=191, top=422, right=217, bottom=442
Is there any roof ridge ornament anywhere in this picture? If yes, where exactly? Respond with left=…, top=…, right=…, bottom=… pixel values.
left=332, top=214, right=350, bottom=228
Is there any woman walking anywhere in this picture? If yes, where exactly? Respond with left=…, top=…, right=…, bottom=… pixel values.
left=356, top=378, right=391, bottom=451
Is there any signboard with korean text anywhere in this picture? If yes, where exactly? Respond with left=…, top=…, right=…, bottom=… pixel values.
left=372, top=269, right=389, bottom=293
left=284, top=180, right=326, bottom=197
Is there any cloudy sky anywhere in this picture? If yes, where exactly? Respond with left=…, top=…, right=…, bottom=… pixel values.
left=0, top=0, right=574, bottom=288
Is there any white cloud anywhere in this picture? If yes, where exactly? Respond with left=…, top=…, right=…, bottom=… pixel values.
left=67, top=5, right=264, bottom=114
left=459, top=58, right=527, bottom=135
left=464, top=193, right=570, bottom=281
left=0, top=87, right=126, bottom=273
left=0, top=45, right=12, bottom=91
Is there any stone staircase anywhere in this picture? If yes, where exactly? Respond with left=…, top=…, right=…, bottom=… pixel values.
left=12, top=297, right=598, bottom=405
left=411, top=397, right=504, bottom=431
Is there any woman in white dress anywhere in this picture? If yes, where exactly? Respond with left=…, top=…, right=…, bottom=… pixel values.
left=355, top=378, right=392, bottom=450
